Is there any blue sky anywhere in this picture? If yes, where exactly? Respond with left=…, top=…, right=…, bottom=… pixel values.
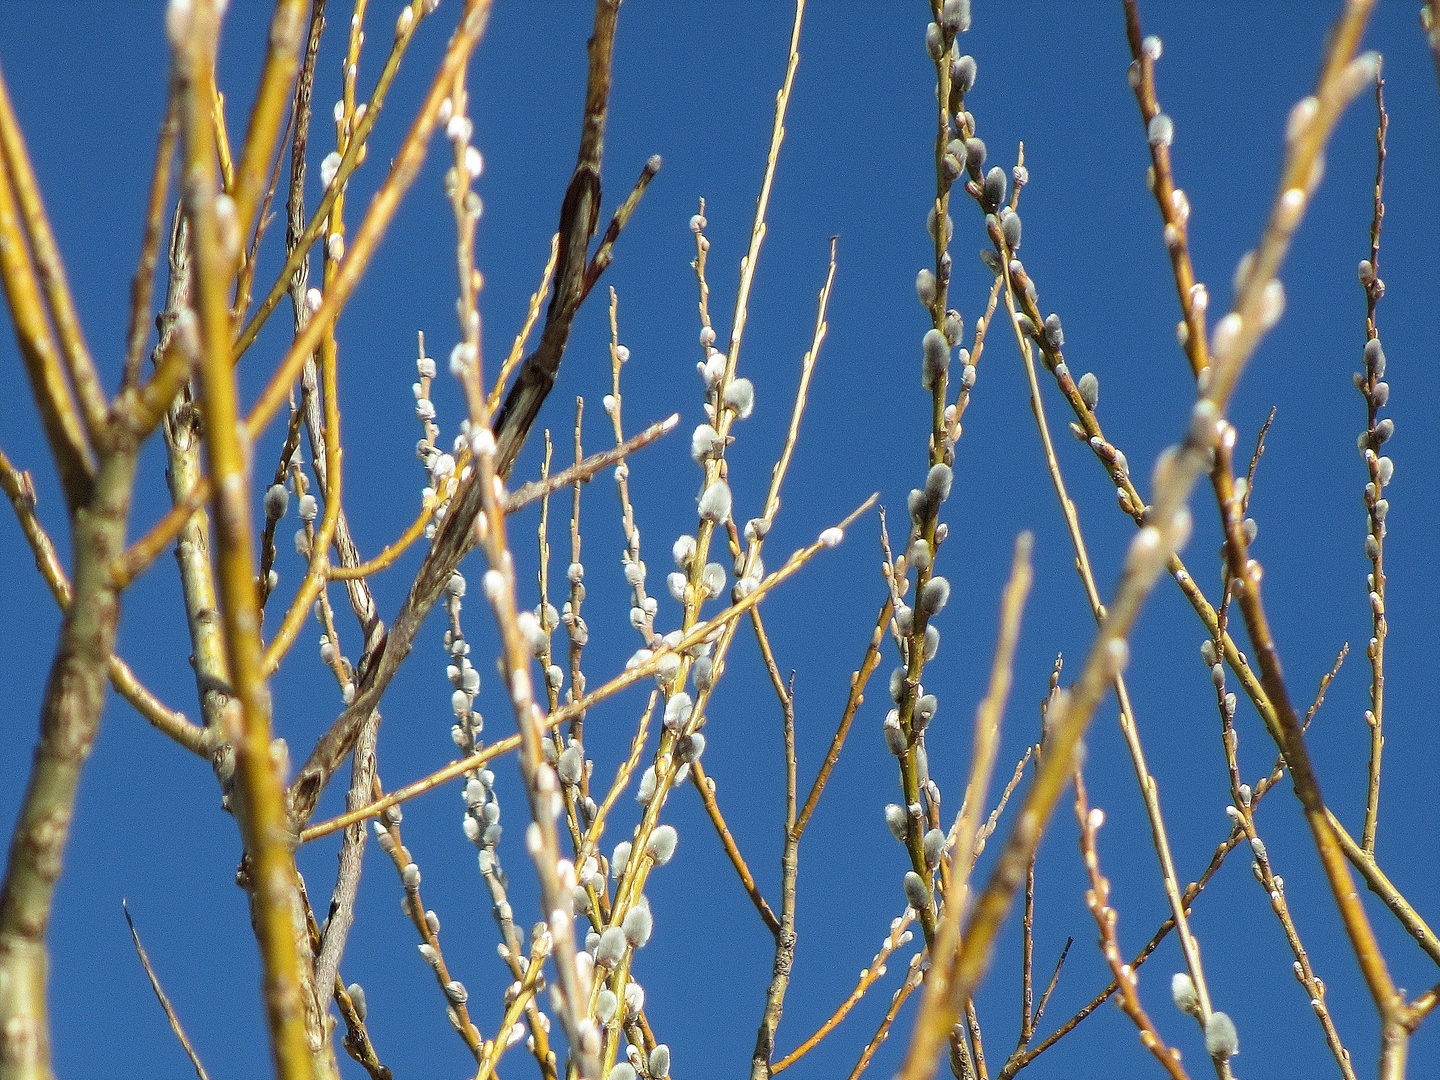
left=0, top=2, right=1437, bottom=1079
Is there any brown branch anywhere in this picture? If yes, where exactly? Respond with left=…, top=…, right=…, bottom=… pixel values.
left=288, top=413, right=678, bottom=827
left=492, top=0, right=623, bottom=477
left=796, top=596, right=890, bottom=837
left=751, top=621, right=799, bottom=1080
left=1359, top=72, right=1389, bottom=858
left=691, top=763, right=780, bottom=935
left=506, top=413, right=679, bottom=514
left=1073, top=776, right=1190, bottom=1080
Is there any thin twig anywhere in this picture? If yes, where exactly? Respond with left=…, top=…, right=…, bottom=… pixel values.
left=375, top=808, right=486, bottom=1062
left=1073, top=775, right=1190, bottom=1080
left=905, top=533, right=1033, bottom=1080
left=487, top=233, right=561, bottom=416
left=772, top=913, right=916, bottom=1073
left=796, top=596, right=890, bottom=837
left=0, top=96, right=95, bottom=509
left=847, top=953, right=926, bottom=1080
left=691, top=762, right=779, bottom=935
left=123, top=83, right=181, bottom=390
left=233, top=0, right=443, bottom=358
left=0, top=447, right=206, bottom=756
left=123, top=903, right=211, bottom=1080
left=750, top=634, right=799, bottom=1079
left=0, top=62, right=108, bottom=446
left=996, top=196, right=1228, bottom=1074
left=1358, top=72, right=1389, bottom=858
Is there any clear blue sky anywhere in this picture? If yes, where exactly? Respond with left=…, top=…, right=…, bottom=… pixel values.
left=0, top=2, right=1437, bottom=1079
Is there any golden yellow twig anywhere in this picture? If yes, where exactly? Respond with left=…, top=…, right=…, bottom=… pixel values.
left=487, top=232, right=560, bottom=416
left=123, top=83, right=181, bottom=390
left=0, top=64, right=108, bottom=444
left=114, top=0, right=496, bottom=588
left=230, top=1, right=307, bottom=255
left=0, top=110, right=94, bottom=508
left=175, top=3, right=310, bottom=1074
left=233, top=0, right=441, bottom=358
left=327, top=504, right=435, bottom=580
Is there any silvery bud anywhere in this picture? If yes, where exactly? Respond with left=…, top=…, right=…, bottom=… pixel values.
left=925, top=23, right=944, bottom=61
left=890, top=665, right=908, bottom=704
left=917, top=269, right=938, bottom=307
left=925, top=463, right=953, bottom=504
left=983, top=166, right=1007, bottom=210
left=1000, top=209, right=1021, bottom=250
left=1171, top=972, right=1199, bottom=1015
left=623, top=904, right=654, bottom=947
left=919, top=576, right=951, bottom=616
left=923, top=828, right=946, bottom=867
left=942, top=0, right=971, bottom=35
left=922, top=328, right=951, bottom=390
left=944, top=310, right=964, bottom=347
left=885, top=803, right=908, bottom=842
left=952, top=52, right=977, bottom=93
left=903, top=870, right=930, bottom=910
left=264, top=483, right=289, bottom=520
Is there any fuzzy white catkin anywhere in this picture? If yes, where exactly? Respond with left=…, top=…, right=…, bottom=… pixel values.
left=696, top=561, right=722, bottom=596
left=903, top=870, right=929, bottom=910
left=635, top=761, right=660, bottom=802
left=264, top=483, right=289, bottom=520
left=698, top=480, right=732, bottom=523
left=622, top=904, right=654, bottom=948
left=724, top=378, right=755, bottom=419
left=1171, top=972, right=1198, bottom=1015
left=612, top=841, right=632, bottom=878
left=646, top=824, right=678, bottom=864
left=595, top=926, right=627, bottom=968
left=1205, top=1011, right=1239, bottom=1059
